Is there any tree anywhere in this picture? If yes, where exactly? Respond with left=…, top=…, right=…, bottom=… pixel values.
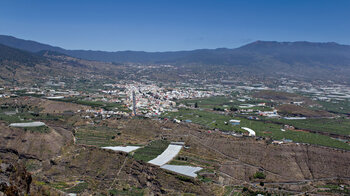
left=230, top=107, right=238, bottom=112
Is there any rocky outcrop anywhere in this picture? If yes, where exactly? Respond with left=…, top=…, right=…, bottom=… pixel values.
left=0, top=161, right=32, bottom=195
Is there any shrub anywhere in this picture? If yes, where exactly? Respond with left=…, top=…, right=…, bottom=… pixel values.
left=253, top=171, right=266, bottom=179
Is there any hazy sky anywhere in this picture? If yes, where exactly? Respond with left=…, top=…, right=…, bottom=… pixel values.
left=1, top=0, right=349, bottom=51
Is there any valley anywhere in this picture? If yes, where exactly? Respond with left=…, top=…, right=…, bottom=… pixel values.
left=0, top=36, right=349, bottom=195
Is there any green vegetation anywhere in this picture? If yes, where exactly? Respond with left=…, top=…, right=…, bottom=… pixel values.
left=0, top=44, right=47, bottom=66
left=175, top=174, right=195, bottom=183
left=317, top=100, right=350, bottom=115
left=163, top=108, right=350, bottom=150
left=317, top=184, right=349, bottom=194
left=169, top=154, right=216, bottom=168
left=65, top=78, right=117, bottom=92
left=17, top=93, right=44, bottom=98
left=182, top=194, right=196, bottom=196
left=177, top=96, right=231, bottom=109
left=266, top=118, right=350, bottom=136
left=224, top=186, right=234, bottom=196
left=49, top=181, right=88, bottom=193
left=66, top=182, right=88, bottom=193
left=58, top=97, right=129, bottom=111
left=197, top=175, right=213, bottom=183
left=0, top=106, right=41, bottom=123
left=33, top=181, right=46, bottom=186
left=0, top=112, right=32, bottom=124
left=23, top=125, right=50, bottom=133
left=24, top=159, right=41, bottom=172
left=0, top=105, right=59, bottom=133
left=50, top=181, right=70, bottom=190
left=253, top=171, right=266, bottom=179
left=224, top=186, right=242, bottom=196
left=109, top=187, right=144, bottom=196
left=242, top=187, right=270, bottom=196
left=133, top=140, right=170, bottom=162
left=75, top=125, right=121, bottom=147
left=177, top=96, right=272, bottom=111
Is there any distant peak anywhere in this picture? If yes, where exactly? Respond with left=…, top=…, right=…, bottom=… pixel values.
left=239, top=40, right=343, bottom=49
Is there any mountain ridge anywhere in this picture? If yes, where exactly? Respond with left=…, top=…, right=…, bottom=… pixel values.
left=1, top=35, right=350, bottom=83
left=1, top=35, right=350, bottom=65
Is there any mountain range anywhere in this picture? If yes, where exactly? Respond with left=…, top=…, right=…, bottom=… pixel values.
left=1, top=35, right=350, bottom=65
left=1, top=35, right=350, bottom=83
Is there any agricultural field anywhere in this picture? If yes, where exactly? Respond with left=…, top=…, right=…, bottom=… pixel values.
left=169, top=152, right=218, bottom=170
left=177, top=96, right=231, bottom=109
left=176, top=96, right=272, bottom=111
left=162, top=108, right=350, bottom=150
left=109, top=187, right=144, bottom=196
left=315, top=184, right=350, bottom=195
left=0, top=105, right=57, bottom=133
left=38, top=181, right=89, bottom=194
left=133, top=140, right=170, bottom=162
left=223, top=186, right=242, bottom=196
left=253, top=90, right=314, bottom=105
left=316, top=100, right=350, bottom=115
left=75, top=125, right=122, bottom=147
left=58, top=97, right=129, bottom=111
left=266, top=118, right=350, bottom=136
left=0, top=111, right=58, bottom=124
left=21, top=125, right=50, bottom=133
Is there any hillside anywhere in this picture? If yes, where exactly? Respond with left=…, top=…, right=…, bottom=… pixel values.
left=0, top=44, right=126, bottom=85
left=1, top=35, right=350, bottom=82
left=239, top=41, right=350, bottom=63
left=0, top=44, right=46, bottom=66
left=1, top=111, right=349, bottom=195
left=0, top=35, right=66, bottom=54
left=2, top=35, right=350, bottom=66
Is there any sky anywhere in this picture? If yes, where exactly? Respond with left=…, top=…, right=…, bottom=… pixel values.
left=1, top=0, right=350, bottom=52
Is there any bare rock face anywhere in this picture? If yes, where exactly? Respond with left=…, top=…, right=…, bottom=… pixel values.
left=0, top=160, right=65, bottom=196
left=0, top=161, right=32, bottom=195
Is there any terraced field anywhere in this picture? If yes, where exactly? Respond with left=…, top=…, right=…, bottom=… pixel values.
left=75, top=125, right=121, bottom=147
